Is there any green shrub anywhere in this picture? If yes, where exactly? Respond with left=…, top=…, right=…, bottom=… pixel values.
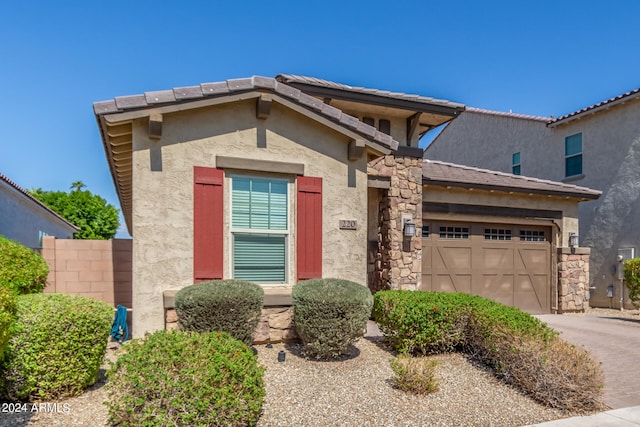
left=0, top=293, right=113, bottom=401
left=390, top=355, right=439, bottom=395
left=624, top=257, right=640, bottom=308
left=0, top=236, right=49, bottom=295
left=0, top=286, right=16, bottom=358
left=373, top=291, right=604, bottom=412
left=175, top=279, right=264, bottom=345
left=105, top=330, right=265, bottom=427
left=372, top=291, right=472, bottom=354
left=293, top=278, right=373, bottom=359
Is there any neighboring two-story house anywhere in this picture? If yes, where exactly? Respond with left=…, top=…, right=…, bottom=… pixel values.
left=425, top=88, right=640, bottom=308
left=0, top=172, right=78, bottom=248
left=94, top=75, right=599, bottom=339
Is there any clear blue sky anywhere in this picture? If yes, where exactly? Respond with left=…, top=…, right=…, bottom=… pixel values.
left=2, top=1, right=639, bottom=237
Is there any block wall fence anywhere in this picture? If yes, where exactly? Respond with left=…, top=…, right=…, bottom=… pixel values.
left=41, top=236, right=132, bottom=308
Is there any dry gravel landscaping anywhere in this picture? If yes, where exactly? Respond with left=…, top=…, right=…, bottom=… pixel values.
left=3, top=307, right=633, bottom=427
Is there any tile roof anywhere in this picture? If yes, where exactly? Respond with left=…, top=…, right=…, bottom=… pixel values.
left=550, top=86, right=640, bottom=126
left=275, top=74, right=465, bottom=111
left=94, top=76, right=399, bottom=151
left=422, top=160, right=601, bottom=199
left=0, top=173, right=79, bottom=230
left=465, top=107, right=551, bottom=123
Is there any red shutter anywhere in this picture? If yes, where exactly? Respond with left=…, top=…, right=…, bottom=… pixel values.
left=194, top=166, right=224, bottom=282
left=297, top=176, right=322, bottom=280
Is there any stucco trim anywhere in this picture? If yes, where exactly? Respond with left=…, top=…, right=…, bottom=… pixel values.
left=367, top=176, right=391, bottom=189
left=423, top=202, right=563, bottom=220
left=423, top=213, right=557, bottom=228
left=216, top=156, right=305, bottom=176
left=557, top=247, right=590, bottom=255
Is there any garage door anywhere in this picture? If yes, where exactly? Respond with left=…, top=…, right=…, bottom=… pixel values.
left=421, top=221, right=551, bottom=314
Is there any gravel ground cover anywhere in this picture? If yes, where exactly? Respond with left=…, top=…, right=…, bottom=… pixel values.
left=3, top=307, right=630, bottom=427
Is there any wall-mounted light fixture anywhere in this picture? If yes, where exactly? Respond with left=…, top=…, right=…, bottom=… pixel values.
left=403, top=220, right=416, bottom=238
left=569, top=233, right=579, bottom=248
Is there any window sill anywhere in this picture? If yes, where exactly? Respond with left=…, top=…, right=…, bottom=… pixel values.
left=562, top=174, right=585, bottom=183
left=264, top=288, right=292, bottom=306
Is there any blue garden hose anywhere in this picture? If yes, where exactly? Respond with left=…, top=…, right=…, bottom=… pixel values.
left=111, top=305, right=129, bottom=343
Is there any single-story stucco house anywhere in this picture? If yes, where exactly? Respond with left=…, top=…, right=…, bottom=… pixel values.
left=94, top=75, right=600, bottom=340
left=0, top=172, right=78, bottom=248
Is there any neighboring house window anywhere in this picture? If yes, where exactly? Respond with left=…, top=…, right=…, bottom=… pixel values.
left=231, top=176, right=288, bottom=283
left=38, top=230, right=48, bottom=247
left=565, top=133, right=583, bottom=177
left=512, top=152, right=521, bottom=175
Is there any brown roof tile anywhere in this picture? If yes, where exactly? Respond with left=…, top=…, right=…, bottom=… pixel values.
left=465, top=107, right=551, bottom=123
left=93, top=76, right=399, bottom=151
left=276, top=74, right=465, bottom=111
left=551, top=87, right=640, bottom=125
left=423, top=160, right=601, bottom=199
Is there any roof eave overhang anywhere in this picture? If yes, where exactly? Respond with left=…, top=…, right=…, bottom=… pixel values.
left=96, top=114, right=133, bottom=235
left=282, top=82, right=465, bottom=118
left=549, top=91, right=640, bottom=128
left=96, top=88, right=398, bottom=234
left=422, top=179, right=601, bottom=201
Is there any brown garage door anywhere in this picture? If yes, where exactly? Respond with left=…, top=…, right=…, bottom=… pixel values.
left=421, top=221, right=551, bottom=314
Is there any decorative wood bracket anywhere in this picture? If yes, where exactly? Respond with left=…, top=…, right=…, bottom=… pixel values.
left=256, top=94, right=272, bottom=119
left=148, top=113, right=163, bottom=140
left=406, top=112, right=422, bottom=146
left=348, top=139, right=365, bottom=161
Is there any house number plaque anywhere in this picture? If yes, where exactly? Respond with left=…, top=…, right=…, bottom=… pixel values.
left=339, top=220, right=357, bottom=230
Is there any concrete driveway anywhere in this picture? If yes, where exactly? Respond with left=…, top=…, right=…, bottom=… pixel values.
left=537, top=311, right=640, bottom=409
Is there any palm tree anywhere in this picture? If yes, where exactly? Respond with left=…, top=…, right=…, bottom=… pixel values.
left=70, top=181, right=86, bottom=192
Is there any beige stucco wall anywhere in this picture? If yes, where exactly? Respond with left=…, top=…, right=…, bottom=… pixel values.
left=0, top=182, right=76, bottom=248
left=422, top=186, right=580, bottom=246
left=130, top=99, right=369, bottom=337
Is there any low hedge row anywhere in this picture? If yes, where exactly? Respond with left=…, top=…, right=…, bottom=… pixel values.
left=373, top=291, right=604, bottom=412
left=0, top=235, right=49, bottom=295
left=105, top=330, right=265, bottom=426
left=0, top=286, right=16, bottom=358
left=0, top=293, right=113, bottom=401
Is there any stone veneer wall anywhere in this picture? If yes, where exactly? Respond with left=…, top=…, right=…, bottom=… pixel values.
left=163, top=290, right=297, bottom=343
left=557, top=247, right=590, bottom=312
left=369, top=155, right=423, bottom=291
left=164, top=306, right=298, bottom=343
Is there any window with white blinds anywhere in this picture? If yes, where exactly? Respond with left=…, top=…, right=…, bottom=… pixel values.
left=231, top=176, right=288, bottom=283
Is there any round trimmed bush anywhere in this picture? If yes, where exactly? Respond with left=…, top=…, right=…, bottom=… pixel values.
left=0, top=293, right=113, bottom=401
left=0, top=286, right=16, bottom=358
left=105, top=330, right=265, bottom=427
left=293, top=278, right=373, bottom=359
left=0, top=235, right=49, bottom=295
left=175, top=279, right=264, bottom=345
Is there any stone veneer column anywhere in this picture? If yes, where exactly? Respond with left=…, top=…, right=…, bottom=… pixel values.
left=371, top=154, right=423, bottom=291
left=557, top=247, right=590, bottom=312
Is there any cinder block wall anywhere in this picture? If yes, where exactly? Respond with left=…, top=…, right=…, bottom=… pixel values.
left=41, top=236, right=132, bottom=307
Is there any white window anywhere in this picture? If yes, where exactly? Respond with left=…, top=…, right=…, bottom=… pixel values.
left=231, top=175, right=289, bottom=283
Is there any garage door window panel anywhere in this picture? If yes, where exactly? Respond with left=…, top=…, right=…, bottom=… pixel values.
left=439, top=226, right=469, bottom=239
